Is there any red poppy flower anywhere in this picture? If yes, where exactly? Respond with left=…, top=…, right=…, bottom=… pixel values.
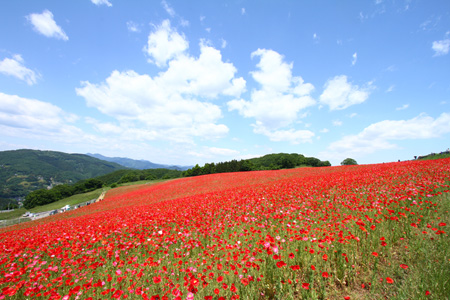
left=276, top=261, right=287, bottom=268
left=241, top=278, right=249, bottom=286
left=386, top=277, right=394, bottom=284
left=399, top=264, right=408, bottom=269
left=153, top=276, right=161, bottom=284
left=322, top=272, right=330, bottom=278
left=302, top=282, right=309, bottom=289
left=190, top=278, right=199, bottom=287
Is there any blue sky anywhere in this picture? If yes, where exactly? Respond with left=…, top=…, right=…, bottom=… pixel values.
left=0, top=0, right=449, bottom=166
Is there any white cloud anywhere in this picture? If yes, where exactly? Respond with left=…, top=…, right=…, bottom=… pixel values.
left=332, top=120, right=342, bottom=126
left=386, top=85, right=395, bottom=93
left=313, top=33, right=319, bottom=42
left=76, top=70, right=228, bottom=143
left=180, top=18, right=190, bottom=27
left=85, top=117, right=123, bottom=135
left=319, top=75, right=372, bottom=110
left=26, top=10, right=68, bottom=41
left=352, top=52, right=357, bottom=65
left=187, top=146, right=239, bottom=160
left=227, top=49, right=315, bottom=143
left=0, top=54, right=39, bottom=85
left=126, top=21, right=140, bottom=32
left=358, top=12, right=368, bottom=22
left=241, top=8, right=246, bottom=15
left=385, top=65, right=397, bottom=72
left=221, top=38, right=227, bottom=49
left=320, top=128, right=329, bottom=133
left=160, top=43, right=245, bottom=98
left=207, top=147, right=240, bottom=156
left=91, top=0, right=112, bottom=7
left=161, top=0, right=175, bottom=17
left=432, top=39, right=450, bottom=56
left=321, top=113, right=450, bottom=160
left=0, top=92, right=86, bottom=142
left=144, top=19, right=189, bottom=67
left=252, top=123, right=314, bottom=144
left=77, top=38, right=244, bottom=144
left=396, top=104, right=409, bottom=110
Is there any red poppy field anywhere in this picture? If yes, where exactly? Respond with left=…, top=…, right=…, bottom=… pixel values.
left=1, top=159, right=449, bottom=299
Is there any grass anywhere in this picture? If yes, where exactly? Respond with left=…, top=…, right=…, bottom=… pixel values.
left=323, top=190, right=450, bottom=299
left=0, top=188, right=105, bottom=220
left=418, top=152, right=450, bottom=160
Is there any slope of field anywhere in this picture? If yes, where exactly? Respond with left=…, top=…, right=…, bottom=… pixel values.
left=0, top=159, right=449, bottom=299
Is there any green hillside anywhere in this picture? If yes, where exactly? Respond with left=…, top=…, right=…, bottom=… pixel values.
left=417, top=151, right=450, bottom=161
left=0, top=149, right=126, bottom=200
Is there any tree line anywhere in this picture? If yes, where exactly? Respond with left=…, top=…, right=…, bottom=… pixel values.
left=182, top=153, right=331, bottom=177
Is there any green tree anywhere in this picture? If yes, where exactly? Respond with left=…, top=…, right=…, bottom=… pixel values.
left=305, top=157, right=321, bottom=167
left=24, top=189, right=57, bottom=209
left=319, top=160, right=332, bottom=167
left=280, top=156, right=295, bottom=169
left=341, top=158, right=358, bottom=165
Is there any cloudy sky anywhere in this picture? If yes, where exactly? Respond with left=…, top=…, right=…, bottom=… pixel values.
left=0, top=1, right=449, bottom=166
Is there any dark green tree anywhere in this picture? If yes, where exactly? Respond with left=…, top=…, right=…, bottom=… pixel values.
left=341, top=158, right=358, bottom=165
left=305, top=157, right=321, bottom=167
left=280, top=156, right=296, bottom=168
left=24, top=189, right=57, bottom=209
left=319, top=160, right=332, bottom=167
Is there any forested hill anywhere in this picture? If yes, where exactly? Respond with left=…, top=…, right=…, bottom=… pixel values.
left=0, top=149, right=126, bottom=200
left=183, top=153, right=331, bottom=177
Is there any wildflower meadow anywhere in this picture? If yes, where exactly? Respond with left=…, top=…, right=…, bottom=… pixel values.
left=0, top=158, right=449, bottom=299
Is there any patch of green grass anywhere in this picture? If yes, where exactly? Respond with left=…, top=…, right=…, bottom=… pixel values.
left=0, top=208, right=26, bottom=220
left=418, top=152, right=450, bottom=160
left=32, top=188, right=107, bottom=212
left=324, top=190, right=450, bottom=300
left=391, top=192, right=450, bottom=299
left=0, top=188, right=106, bottom=220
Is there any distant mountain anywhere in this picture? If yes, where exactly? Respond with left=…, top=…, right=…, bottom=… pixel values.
left=86, top=153, right=192, bottom=171
left=0, top=149, right=126, bottom=200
